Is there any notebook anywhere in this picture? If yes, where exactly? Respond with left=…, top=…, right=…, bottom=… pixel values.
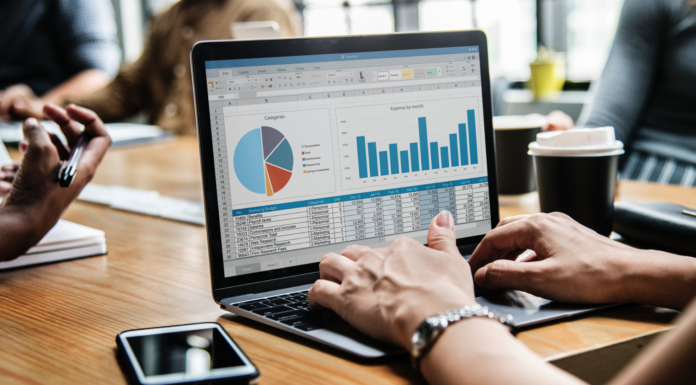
left=0, top=121, right=173, bottom=148
left=0, top=220, right=106, bottom=270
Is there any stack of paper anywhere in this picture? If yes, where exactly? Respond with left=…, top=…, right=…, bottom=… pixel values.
left=78, top=184, right=206, bottom=225
left=0, top=220, right=106, bottom=270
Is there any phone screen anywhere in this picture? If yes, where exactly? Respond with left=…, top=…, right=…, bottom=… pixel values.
left=125, top=327, right=246, bottom=377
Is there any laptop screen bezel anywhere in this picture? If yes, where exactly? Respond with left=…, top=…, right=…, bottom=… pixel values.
left=190, top=31, right=500, bottom=301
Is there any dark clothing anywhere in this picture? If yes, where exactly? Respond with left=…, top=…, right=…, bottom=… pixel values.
left=582, top=0, right=696, bottom=168
left=0, top=0, right=120, bottom=95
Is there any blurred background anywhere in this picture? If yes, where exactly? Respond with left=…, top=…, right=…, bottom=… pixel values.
left=112, top=0, right=624, bottom=120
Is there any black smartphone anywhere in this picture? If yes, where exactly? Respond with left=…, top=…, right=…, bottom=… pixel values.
left=116, top=322, right=260, bottom=385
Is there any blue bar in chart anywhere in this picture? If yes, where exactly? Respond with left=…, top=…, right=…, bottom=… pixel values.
left=467, top=109, right=478, bottom=164
left=459, top=123, right=469, bottom=165
left=410, top=143, right=420, bottom=172
left=379, top=151, right=389, bottom=176
left=368, top=142, right=379, bottom=177
left=389, top=144, right=399, bottom=175
left=400, top=150, right=410, bottom=173
left=449, top=134, right=459, bottom=167
left=356, top=136, right=368, bottom=178
left=430, top=142, right=439, bottom=169
left=419, top=117, right=430, bottom=171
left=441, top=147, right=450, bottom=168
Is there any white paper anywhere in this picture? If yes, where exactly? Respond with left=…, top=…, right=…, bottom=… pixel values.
left=0, top=138, right=12, bottom=166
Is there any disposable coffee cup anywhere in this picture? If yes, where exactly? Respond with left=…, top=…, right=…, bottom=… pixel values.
left=493, top=115, right=545, bottom=196
left=528, top=127, right=624, bottom=236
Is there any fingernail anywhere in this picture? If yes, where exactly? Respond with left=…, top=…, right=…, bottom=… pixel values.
left=436, top=210, right=454, bottom=231
left=25, top=117, right=38, bottom=127
left=13, top=99, right=24, bottom=108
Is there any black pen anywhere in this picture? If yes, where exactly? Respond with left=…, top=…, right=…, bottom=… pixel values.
left=57, top=132, right=89, bottom=188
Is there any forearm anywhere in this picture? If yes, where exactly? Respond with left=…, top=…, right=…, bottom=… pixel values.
left=41, top=70, right=111, bottom=106
left=609, top=297, right=696, bottom=385
left=0, top=205, right=45, bottom=261
left=619, top=250, right=696, bottom=310
left=421, top=318, right=585, bottom=385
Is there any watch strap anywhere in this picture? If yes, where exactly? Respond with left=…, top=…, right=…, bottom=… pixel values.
left=410, top=305, right=514, bottom=370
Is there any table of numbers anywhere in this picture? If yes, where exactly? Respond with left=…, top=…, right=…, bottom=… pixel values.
left=230, top=177, right=490, bottom=259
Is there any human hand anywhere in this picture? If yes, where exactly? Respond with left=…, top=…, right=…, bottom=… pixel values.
left=308, top=211, right=477, bottom=348
left=470, top=213, right=640, bottom=304
left=2, top=103, right=111, bottom=241
left=0, top=84, right=45, bottom=121
left=542, top=110, right=573, bottom=132
left=0, top=164, right=19, bottom=196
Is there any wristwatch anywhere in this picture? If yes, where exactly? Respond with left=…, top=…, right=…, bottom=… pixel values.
left=410, top=305, right=515, bottom=370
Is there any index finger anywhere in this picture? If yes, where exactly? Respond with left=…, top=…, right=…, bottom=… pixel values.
left=469, top=217, right=541, bottom=273
left=308, top=279, right=342, bottom=311
left=65, top=105, right=112, bottom=186
left=42, top=103, right=83, bottom=147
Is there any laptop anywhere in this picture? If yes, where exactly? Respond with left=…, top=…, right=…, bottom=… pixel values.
left=190, top=31, right=612, bottom=358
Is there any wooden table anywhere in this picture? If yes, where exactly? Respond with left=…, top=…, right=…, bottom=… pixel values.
left=1, top=137, right=692, bottom=385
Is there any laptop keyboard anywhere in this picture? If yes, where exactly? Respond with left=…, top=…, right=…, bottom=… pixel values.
left=231, top=286, right=496, bottom=332
left=232, top=290, right=346, bottom=332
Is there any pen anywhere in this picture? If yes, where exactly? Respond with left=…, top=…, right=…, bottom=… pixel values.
left=57, top=132, right=89, bottom=188
left=683, top=209, right=696, bottom=218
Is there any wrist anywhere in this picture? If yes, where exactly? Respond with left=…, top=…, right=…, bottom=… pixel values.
left=0, top=205, right=44, bottom=260
left=410, top=305, right=515, bottom=372
left=394, top=288, right=478, bottom=349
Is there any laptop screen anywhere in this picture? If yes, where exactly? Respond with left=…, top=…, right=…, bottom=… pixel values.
left=204, top=46, right=492, bottom=278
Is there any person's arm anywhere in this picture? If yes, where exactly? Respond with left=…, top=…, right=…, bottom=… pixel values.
left=0, top=0, right=120, bottom=121
left=609, top=297, right=696, bottom=385
left=469, top=213, right=696, bottom=310
left=0, top=71, right=111, bottom=120
left=0, top=104, right=111, bottom=261
left=308, top=212, right=586, bottom=385
left=578, top=0, right=665, bottom=143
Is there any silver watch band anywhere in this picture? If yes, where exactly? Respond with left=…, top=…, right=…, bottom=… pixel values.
left=410, top=305, right=514, bottom=370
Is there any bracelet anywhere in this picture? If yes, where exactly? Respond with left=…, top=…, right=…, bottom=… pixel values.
left=410, top=305, right=515, bottom=371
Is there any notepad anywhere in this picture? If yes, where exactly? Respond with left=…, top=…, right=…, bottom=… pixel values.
left=0, top=220, right=106, bottom=270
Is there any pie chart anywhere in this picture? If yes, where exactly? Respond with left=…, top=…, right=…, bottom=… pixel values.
left=233, top=126, right=293, bottom=196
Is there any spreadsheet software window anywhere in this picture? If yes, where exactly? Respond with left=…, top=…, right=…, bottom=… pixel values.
left=204, top=46, right=492, bottom=277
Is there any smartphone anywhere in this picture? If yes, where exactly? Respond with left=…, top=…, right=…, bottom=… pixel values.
left=116, top=322, right=260, bottom=385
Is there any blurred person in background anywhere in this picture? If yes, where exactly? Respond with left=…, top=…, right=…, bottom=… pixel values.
left=0, top=0, right=120, bottom=121
left=545, top=0, right=696, bottom=187
left=74, top=0, right=302, bottom=136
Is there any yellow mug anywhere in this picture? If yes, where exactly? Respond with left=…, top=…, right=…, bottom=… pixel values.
left=528, top=61, right=566, bottom=99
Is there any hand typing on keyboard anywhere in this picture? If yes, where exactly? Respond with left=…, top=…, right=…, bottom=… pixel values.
left=307, top=211, right=477, bottom=348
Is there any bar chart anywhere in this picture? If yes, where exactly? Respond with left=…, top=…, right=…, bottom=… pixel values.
left=337, top=98, right=484, bottom=189
left=354, top=112, right=478, bottom=179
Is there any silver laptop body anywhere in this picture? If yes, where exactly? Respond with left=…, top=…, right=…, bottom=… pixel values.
left=190, top=31, right=610, bottom=358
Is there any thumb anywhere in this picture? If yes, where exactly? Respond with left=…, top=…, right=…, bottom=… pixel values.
left=427, top=211, right=459, bottom=257
left=22, top=118, right=53, bottom=154
left=474, top=259, right=545, bottom=292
